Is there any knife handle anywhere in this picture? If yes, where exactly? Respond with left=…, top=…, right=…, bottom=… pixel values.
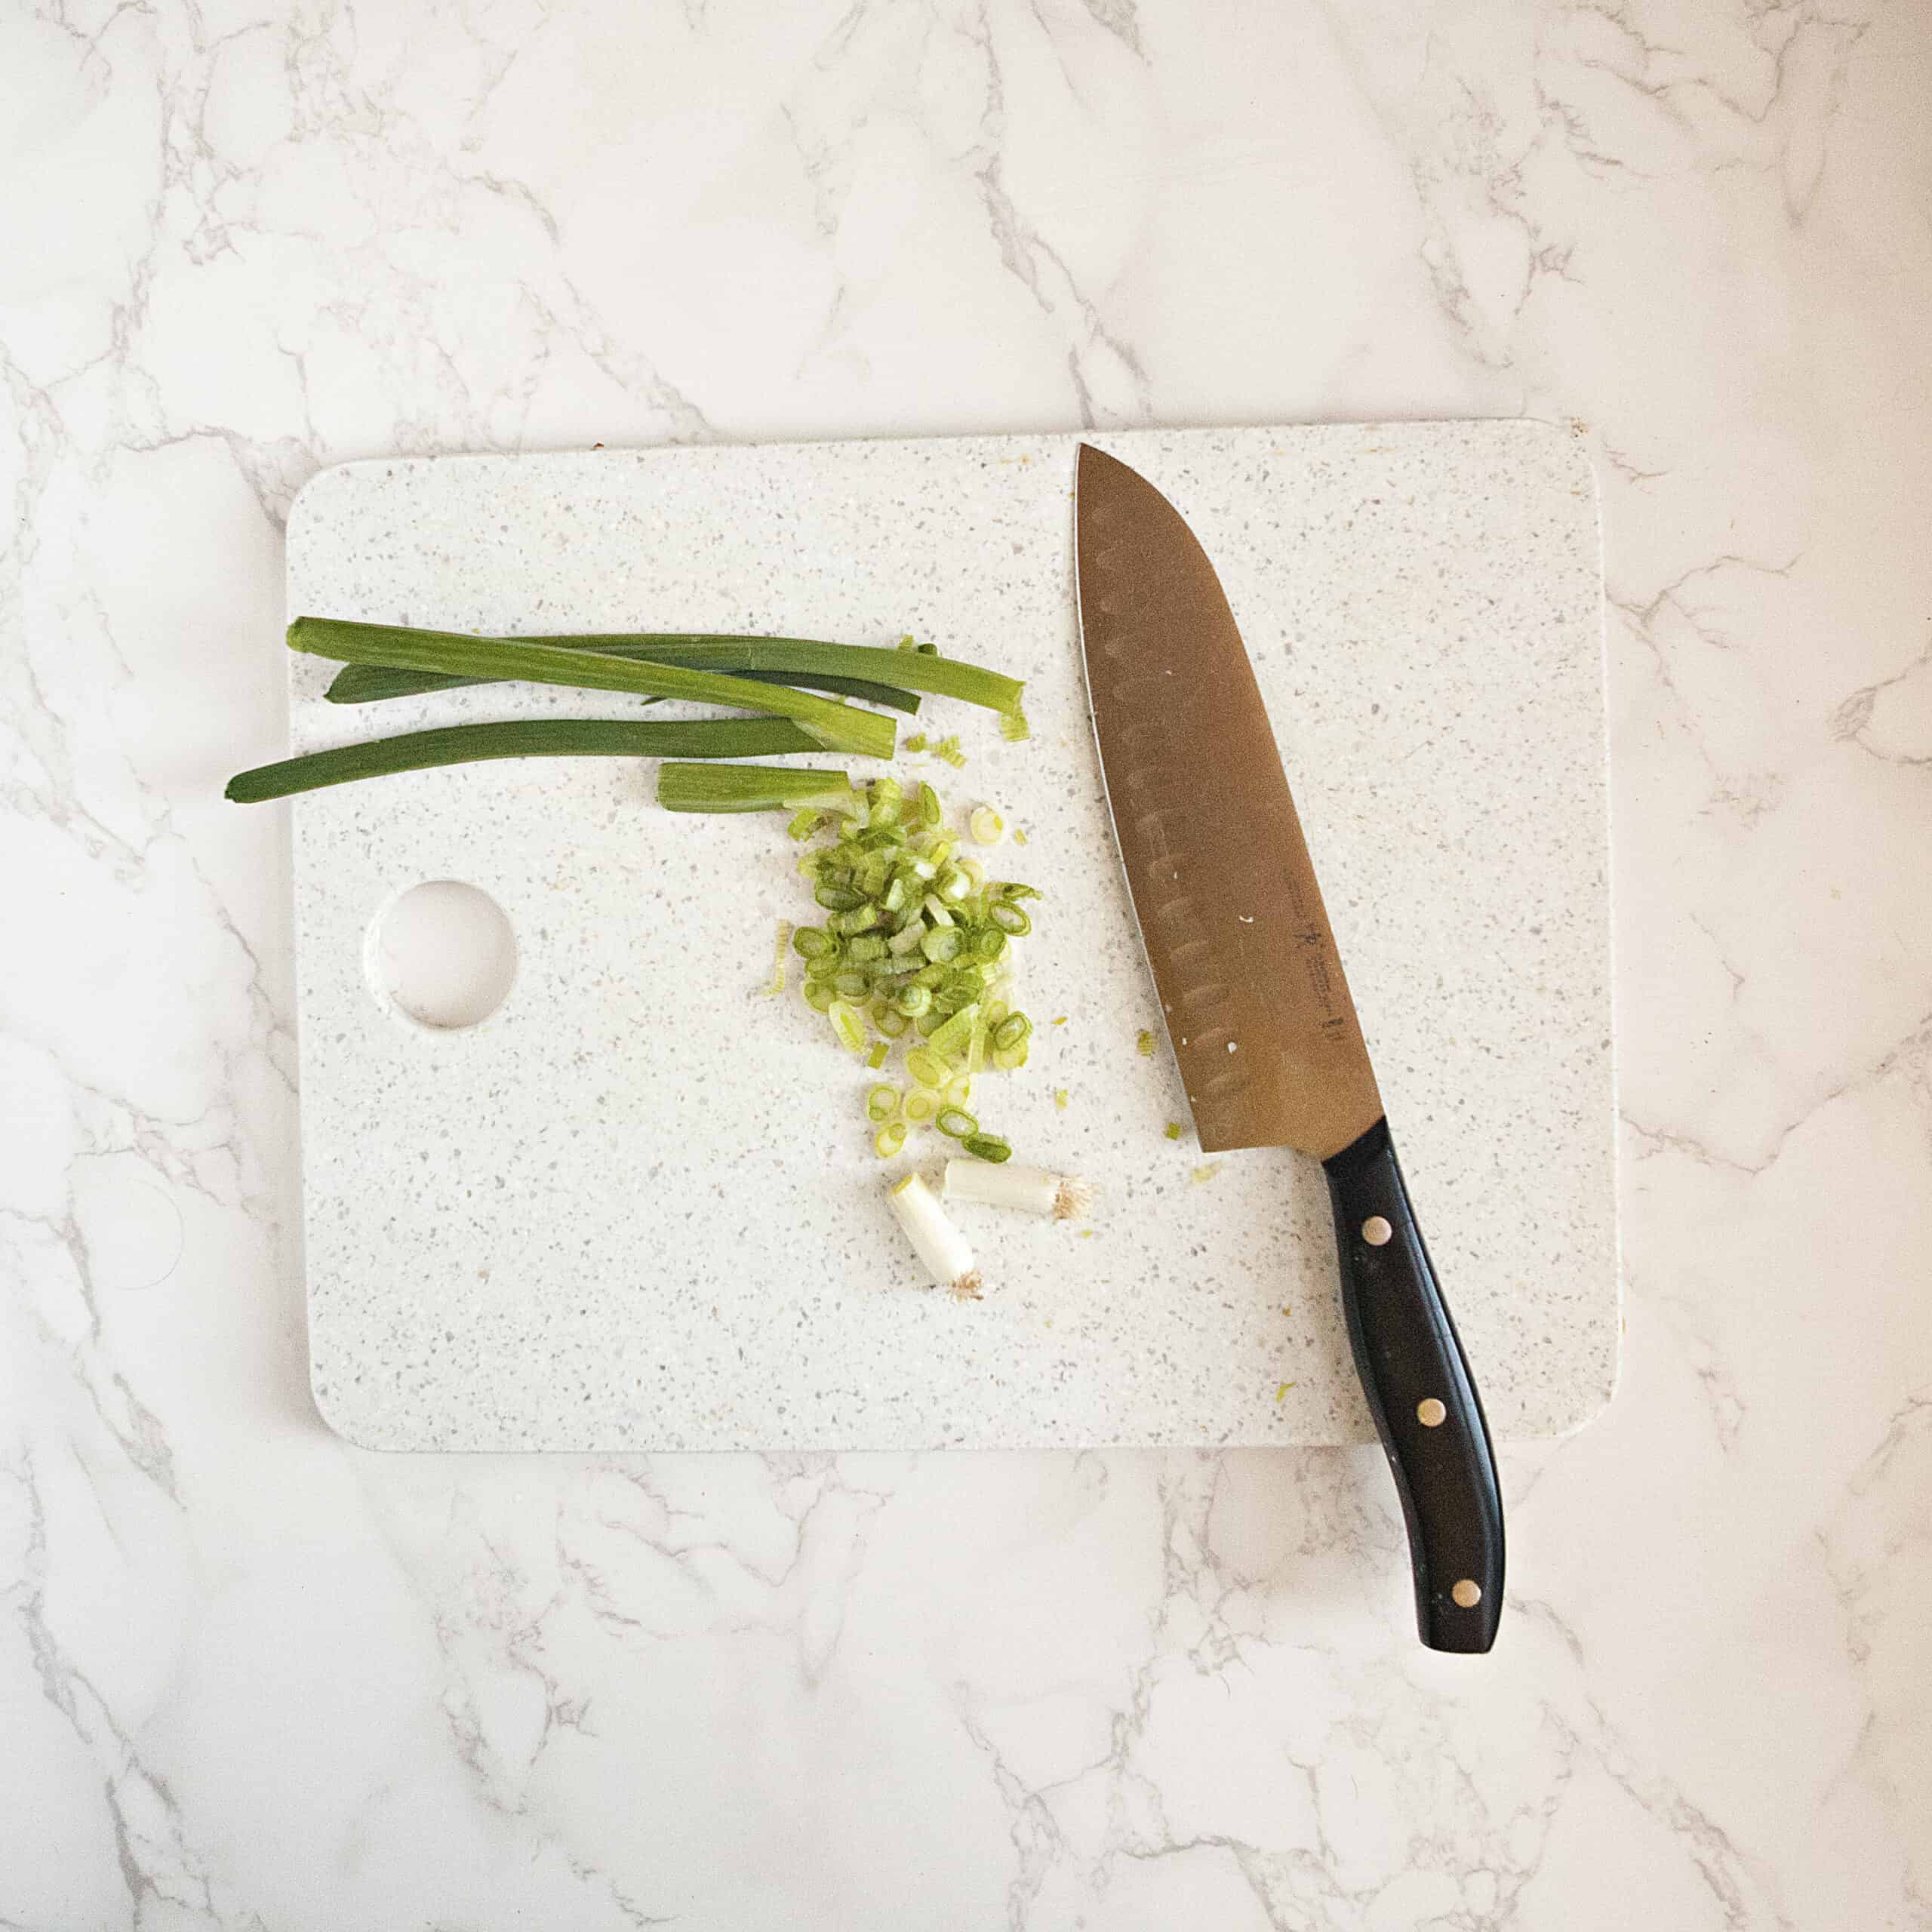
left=1323, top=1118, right=1504, bottom=1654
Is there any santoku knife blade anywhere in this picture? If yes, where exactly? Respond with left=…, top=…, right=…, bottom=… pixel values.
left=1074, top=443, right=1505, bottom=1654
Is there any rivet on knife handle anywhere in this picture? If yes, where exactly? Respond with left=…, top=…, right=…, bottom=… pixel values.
left=1324, top=1119, right=1505, bottom=1654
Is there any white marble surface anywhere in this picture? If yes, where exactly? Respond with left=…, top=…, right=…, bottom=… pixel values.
left=2, top=0, right=1926, bottom=1924
left=288, top=426, right=1611, bottom=1453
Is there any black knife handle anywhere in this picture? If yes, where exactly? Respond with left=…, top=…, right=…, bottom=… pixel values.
left=1324, top=1118, right=1504, bottom=1653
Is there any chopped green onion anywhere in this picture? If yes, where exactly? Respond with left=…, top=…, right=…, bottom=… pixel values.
left=961, top=1134, right=1012, bottom=1163
left=991, top=1012, right=1030, bottom=1052
left=866, top=1041, right=889, bottom=1070
left=903, top=1088, right=941, bottom=1125
left=804, top=981, right=837, bottom=1013
left=894, top=984, right=932, bottom=1018
left=794, top=926, right=835, bottom=960
left=1054, top=1089, right=1069, bottom=1109
left=873, top=1003, right=910, bottom=1039
left=874, top=1118, right=908, bottom=1158
left=968, top=805, right=1004, bottom=845
left=904, top=1046, right=952, bottom=1089
left=786, top=808, right=823, bottom=841
left=828, top=1001, right=867, bottom=1052
left=1136, top=1029, right=1157, bottom=1057
left=920, top=927, right=962, bottom=964
left=903, top=733, right=928, bottom=752
left=294, top=617, right=1023, bottom=715
left=971, top=927, right=1006, bottom=965
left=846, top=935, right=888, bottom=962
left=998, top=709, right=1031, bottom=743
left=988, top=900, right=1031, bottom=936
left=1164, top=1121, right=1184, bottom=1140
left=225, top=717, right=823, bottom=804
left=833, top=970, right=869, bottom=1000
left=932, top=735, right=967, bottom=768
left=942, top=1075, right=973, bottom=1109
left=917, top=782, right=942, bottom=826
left=936, top=1106, right=978, bottom=1140
left=829, top=906, right=880, bottom=937
left=866, top=1084, right=900, bottom=1123
left=927, top=1004, right=979, bottom=1062
left=991, top=1040, right=1029, bottom=1072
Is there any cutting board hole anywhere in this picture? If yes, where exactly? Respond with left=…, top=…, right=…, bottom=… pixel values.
left=370, top=881, right=517, bottom=1030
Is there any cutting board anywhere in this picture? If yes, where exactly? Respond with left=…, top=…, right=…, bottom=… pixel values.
left=285, top=423, right=1616, bottom=1453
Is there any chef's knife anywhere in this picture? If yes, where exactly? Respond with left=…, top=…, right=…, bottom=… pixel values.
left=1074, top=443, right=1504, bottom=1654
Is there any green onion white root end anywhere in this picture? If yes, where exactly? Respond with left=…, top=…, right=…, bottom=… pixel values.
left=943, top=1159, right=1093, bottom=1223
left=888, top=1173, right=982, bottom=1300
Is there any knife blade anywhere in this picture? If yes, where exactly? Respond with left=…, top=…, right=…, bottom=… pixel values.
left=1075, top=443, right=1505, bottom=1654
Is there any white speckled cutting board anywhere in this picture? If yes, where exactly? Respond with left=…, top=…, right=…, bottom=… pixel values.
left=285, top=423, right=1616, bottom=1453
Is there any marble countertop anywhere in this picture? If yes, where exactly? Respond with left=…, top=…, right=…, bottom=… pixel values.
left=2, top=2, right=1926, bottom=1926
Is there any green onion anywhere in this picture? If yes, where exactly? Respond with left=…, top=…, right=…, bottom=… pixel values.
left=288, top=621, right=897, bottom=760
left=968, top=805, right=1004, bottom=845
left=292, top=617, right=1023, bottom=715
left=961, top=1134, right=1012, bottom=1163
left=794, top=926, right=835, bottom=960
left=894, top=985, right=932, bottom=1018
left=1164, top=1121, right=1184, bottom=1140
left=927, top=1004, right=979, bottom=1063
left=804, top=981, right=837, bottom=1013
left=992, top=1012, right=1030, bottom=1052
left=989, top=901, right=1031, bottom=936
left=325, top=657, right=925, bottom=715
left=874, top=1118, right=908, bottom=1158
left=941, top=1075, right=972, bottom=1109
left=991, top=1040, right=1029, bottom=1072
left=828, top=1001, right=867, bottom=1052
left=874, top=1004, right=910, bottom=1039
left=903, top=1088, right=940, bottom=1126
left=904, top=1047, right=952, bottom=1089
left=921, top=928, right=962, bottom=964
left=866, top=1084, right=900, bottom=1123
left=932, top=735, right=967, bottom=768
left=225, top=717, right=821, bottom=804
left=866, top=1041, right=889, bottom=1070
left=658, top=764, right=858, bottom=815
left=936, top=1106, right=978, bottom=1140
